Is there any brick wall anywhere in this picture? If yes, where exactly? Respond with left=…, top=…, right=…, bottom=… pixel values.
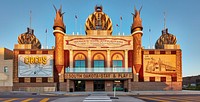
left=13, top=49, right=57, bottom=91
left=59, top=82, right=67, bottom=91
left=131, top=82, right=182, bottom=91
left=86, top=81, right=93, bottom=92
left=105, top=81, right=113, bottom=91
left=0, top=86, right=12, bottom=92
left=13, top=82, right=57, bottom=92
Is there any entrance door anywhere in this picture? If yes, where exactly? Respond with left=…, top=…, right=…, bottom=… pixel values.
left=94, top=80, right=105, bottom=91
left=113, top=80, right=124, bottom=91
left=74, top=80, right=85, bottom=91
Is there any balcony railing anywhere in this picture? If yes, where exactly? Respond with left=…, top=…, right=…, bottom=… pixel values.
left=65, top=67, right=132, bottom=73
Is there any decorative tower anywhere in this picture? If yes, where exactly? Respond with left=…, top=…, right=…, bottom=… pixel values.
left=53, top=6, right=66, bottom=83
left=131, top=7, right=143, bottom=82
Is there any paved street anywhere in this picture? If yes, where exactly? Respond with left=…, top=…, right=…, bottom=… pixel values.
left=0, top=95, right=61, bottom=102
left=0, top=91, right=200, bottom=102
left=0, top=98, right=53, bottom=102
left=135, top=95, right=200, bottom=102
left=1, top=95, right=200, bottom=102
left=0, top=94, right=144, bottom=102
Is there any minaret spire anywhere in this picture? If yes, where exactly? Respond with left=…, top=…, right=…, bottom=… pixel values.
left=131, top=6, right=143, bottom=82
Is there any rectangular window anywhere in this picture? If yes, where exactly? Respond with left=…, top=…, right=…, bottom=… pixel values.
left=172, top=77, right=177, bottom=82
left=113, top=60, right=122, bottom=68
left=30, top=51, right=36, bottom=54
left=4, top=66, right=8, bottom=73
left=19, top=78, right=24, bottom=83
left=161, top=77, right=166, bottom=82
left=149, top=51, right=155, bottom=54
left=149, top=77, right=155, bottom=82
left=19, top=51, right=25, bottom=54
left=31, top=77, right=36, bottom=83
left=75, top=60, right=85, bottom=68
left=171, top=51, right=176, bottom=54
left=160, top=51, right=166, bottom=54
left=42, top=78, right=48, bottom=83
left=94, top=60, right=104, bottom=68
left=42, top=51, right=48, bottom=54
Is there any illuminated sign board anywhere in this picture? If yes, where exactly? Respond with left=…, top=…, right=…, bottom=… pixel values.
left=18, top=55, right=53, bottom=77
left=65, top=73, right=132, bottom=79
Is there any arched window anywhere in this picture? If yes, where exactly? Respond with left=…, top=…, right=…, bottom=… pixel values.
left=93, top=53, right=105, bottom=68
left=112, top=54, right=123, bottom=68
left=4, top=66, right=8, bottom=73
left=74, top=54, right=86, bottom=68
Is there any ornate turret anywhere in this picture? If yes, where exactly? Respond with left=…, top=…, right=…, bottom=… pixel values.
left=53, top=5, right=65, bottom=84
left=17, top=27, right=41, bottom=49
left=155, top=28, right=177, bottom=49
left=131, top=7, right=143, bottom=82
left=85, top=5, right=113, bottom=35
left=131, top=7, right=143, bottom=33
left=53, top=5, right=66, bottom=33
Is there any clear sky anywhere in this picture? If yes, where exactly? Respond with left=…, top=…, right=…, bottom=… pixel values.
left=0, top=0, right=199, bottom=77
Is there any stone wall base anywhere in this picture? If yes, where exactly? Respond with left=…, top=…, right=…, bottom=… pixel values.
left=131, top=81, right=182, bottom=91
left=0, top=86, right=12, bottom=92
left=59, top=82, right=67, bottom=91
left=13, top=83, right=57, bottom=92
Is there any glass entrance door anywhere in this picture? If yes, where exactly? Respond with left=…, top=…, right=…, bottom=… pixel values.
left=113, top=80, right=124, bottom=91
left=94, top=80, right=105, bottom=91
left=74, top=80, right=85, bottom=91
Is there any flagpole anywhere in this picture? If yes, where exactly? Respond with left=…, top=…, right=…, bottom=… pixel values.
left=149, top=28, right=151, bottom=49
left=116, top=24, right=119, bottom=35
left=75, top=15, right=77, bottom=34
left=45, top=29, right=47, bottom=49
left=120, top=16, right=122, bottom=35
left=30, top=10, right=32, bottom=29
left=164, top=12, right=166, bottom=30
left=115, top=24, right=117, bottom=35
left=80, top=25, right=82, bottom=35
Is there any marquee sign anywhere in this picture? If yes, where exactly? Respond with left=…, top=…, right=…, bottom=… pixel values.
left=18, top=55, right=53, bottom=77
left=65, top=38, right=131, bottom=48
left=65, top=73, right=133, bottom=79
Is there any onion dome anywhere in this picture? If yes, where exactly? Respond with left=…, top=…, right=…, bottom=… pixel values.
left=18, top=28, right=41, bottom=49
left=85, top=5, right=113, bottom=35
left=155, top=28, right=177, bottom=49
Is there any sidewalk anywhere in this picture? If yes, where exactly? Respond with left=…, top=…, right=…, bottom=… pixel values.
left=130, top=90, right=200, bottom=95
left=41, top=90, right=200, bottom=96
left=1, top=90, right=200, bottom=96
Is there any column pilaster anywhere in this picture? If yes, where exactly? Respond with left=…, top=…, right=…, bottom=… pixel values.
left=125, top=49, right=128, bottom=68
left=70, top=49, right=73, bottom=68
left=88, top=49, right=91, bottom=68
left=107, top=50, right=111, bottom=68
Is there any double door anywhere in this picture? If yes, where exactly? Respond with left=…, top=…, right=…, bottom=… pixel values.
left=94, top=80, right=105, bottom=91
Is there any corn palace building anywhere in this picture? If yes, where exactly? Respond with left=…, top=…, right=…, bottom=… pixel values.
left=13, top=6, right=182, bottom=92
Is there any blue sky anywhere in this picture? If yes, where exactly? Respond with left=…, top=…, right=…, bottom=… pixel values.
left=0, top=0, right=199, bottom=77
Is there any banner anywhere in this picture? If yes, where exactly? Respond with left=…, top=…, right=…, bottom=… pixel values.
left=143, top=55, right=176, bottom=76
left=18, top=54, right=53, bottom=77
